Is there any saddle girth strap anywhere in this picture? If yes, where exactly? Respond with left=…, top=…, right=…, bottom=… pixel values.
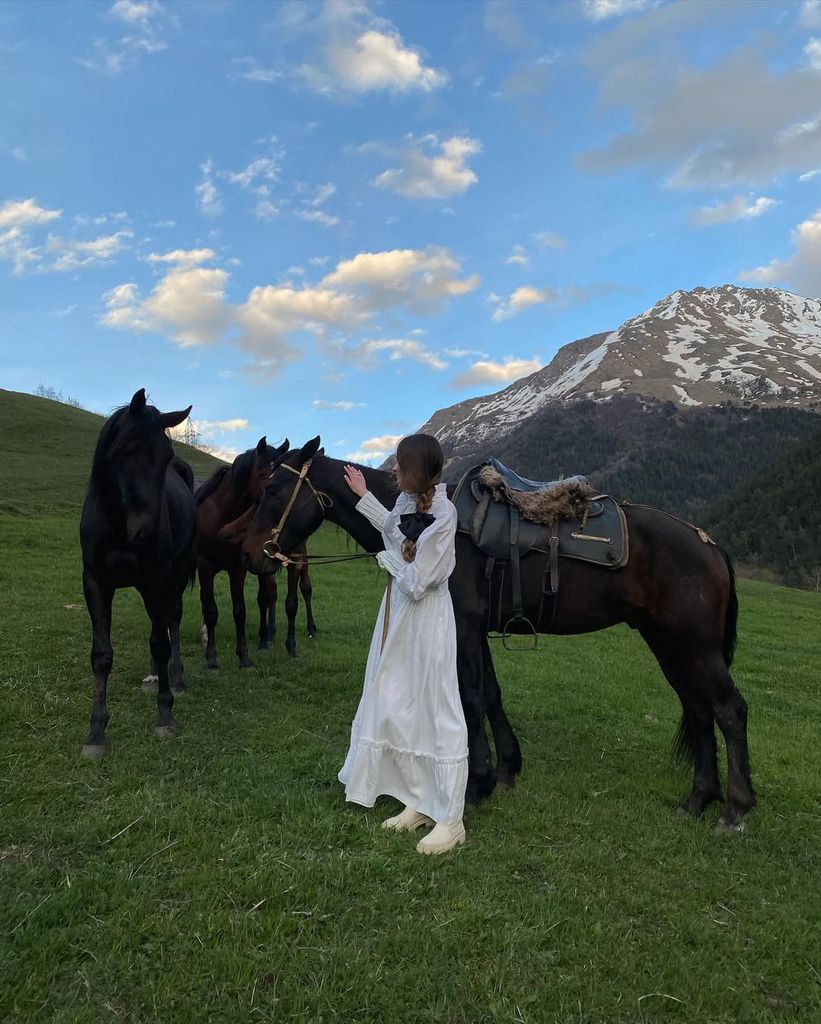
left=509, top=504, right=523, bottom=623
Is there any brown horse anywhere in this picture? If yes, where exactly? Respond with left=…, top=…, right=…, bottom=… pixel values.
left=240, top=437, right=755, bottom=834
left=195, top=438, right=317, bottom=668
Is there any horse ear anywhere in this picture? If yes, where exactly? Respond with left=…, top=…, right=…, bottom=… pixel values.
left=317, top=447, right=325, bottom=456
left=299, top=435, right=321, bottom=461
left=256, top=436, right=268, bottom=457
left=129, top=389, right=147, bottom=415
left=160, top=405, right=193, bottom=430
left=272, top=437, right=290, bottom=460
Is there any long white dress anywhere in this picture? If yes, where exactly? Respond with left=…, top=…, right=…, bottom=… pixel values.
left=338, top=483, right=469, bottom=824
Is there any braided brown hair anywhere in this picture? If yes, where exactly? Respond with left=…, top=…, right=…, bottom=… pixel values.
left=395, top=433, right=444, bottom=562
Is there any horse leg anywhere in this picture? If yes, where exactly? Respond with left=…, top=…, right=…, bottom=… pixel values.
left=142, top=593, right=176, bottom=739
left=199, top=561, right=219, bottom=670
left=299, top=563, right=318, bottom=637
left=456, top=616, right=495, bottom=805
left=639, top=625, right=723, bottom=817
left=81, top=571, right=113, bottom=759
left=229, top=569, right=254, bottom=669
left=700, top=657, right=756, bottom=832
left=284, top=565, right=298, bottom=658
left=168, top=592, right=187, bottom=694
left=481, top=633, right=522, bottom=789
left=257, top=576, right=274, bottom=650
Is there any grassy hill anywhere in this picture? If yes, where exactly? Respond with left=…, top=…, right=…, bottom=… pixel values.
left=0, top=388, right=226, bottom=516
left=1, top=386, right=819, bottom=1022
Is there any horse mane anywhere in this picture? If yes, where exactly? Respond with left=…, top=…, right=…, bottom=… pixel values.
left=194, top=447, right=264, bottom=506
left=89, top=405, right=130, bottom=485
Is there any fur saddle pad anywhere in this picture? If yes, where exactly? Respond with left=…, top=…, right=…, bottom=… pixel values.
left=453, top=461, right=629, bottom=570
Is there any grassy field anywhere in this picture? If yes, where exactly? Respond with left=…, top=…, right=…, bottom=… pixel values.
left=1, top=392, right=820, bottom=1023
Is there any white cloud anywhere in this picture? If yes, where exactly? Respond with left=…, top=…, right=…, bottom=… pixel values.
left=11, top=147, right=27, bottom=162
left=505, top=244, right=529, bottom=267
left=800, top=168, right=821, bottom=181
left=44, top=229, right=132, bottom=271
left=312, top=399, right=366, bottom=410
left=235, top=284, right=362, bottom=372
left=195, top=159, right=222, bottom=217
left=491, top=285, right=559, bottom=321
left=255, top=199, right=280, bottom=222
left=451, top=357, right=543, bottom=390
left=442, top=347, right=488, bottom=358
left=77, top=0, right=171, bottom=74
left=101, top=262, right=232, bottom=347
left=739, top=207, right=821, bottom=294
left=109, top=0, right=158, bottom=24
left=692, top=195, right=778, bottom=226
left=305, top=28, right=446, bottom=96
left=224, top=155, right=281, bottom=190
left=533, top=230, right=568, bottom=249
left=146, top=247, right=215, bottom=267
left=0, top=198, right=62, bottom=228
left=101, top=245, right=476, bottom=376
left=230, top=57, right=282, bottom=83
left=296, top=208, right=339, bottom=228
left=0, top=228, right=40, bottom=274
left=357, top=338, right=447, bottom=370
left=323, top=246, right=479, bottom=311
left=373, top=135, right=480, bottom=199
left=53, top=304, right=78, bottom=318
left=806, top=37, right=821, bottom=72
left=345, top=433, right=404, bottom=464
left=582, top=0, right=648, bottom=21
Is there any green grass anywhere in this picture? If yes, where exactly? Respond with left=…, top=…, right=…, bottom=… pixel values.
left=0, top=389, right=225, bottom=515
left=1, top=506, right=819, bottom=1023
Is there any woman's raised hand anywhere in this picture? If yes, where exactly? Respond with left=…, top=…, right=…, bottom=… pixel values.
left=344, top=464, right=368, bottom=497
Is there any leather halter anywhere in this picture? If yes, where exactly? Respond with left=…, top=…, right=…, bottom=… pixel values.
left=262, top=459, right=330, bottom=566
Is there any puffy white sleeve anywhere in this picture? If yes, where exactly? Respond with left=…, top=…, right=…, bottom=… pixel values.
left=355, top=490, right=391, bottom=532
left=392, top=505, right=457, bottom=602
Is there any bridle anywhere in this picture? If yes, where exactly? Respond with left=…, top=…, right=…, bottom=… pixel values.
left=262, top=458, right=332, bottom=566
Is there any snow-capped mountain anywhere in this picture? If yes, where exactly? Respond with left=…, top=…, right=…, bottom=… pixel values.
left=420, top=286, right=821, bottom=453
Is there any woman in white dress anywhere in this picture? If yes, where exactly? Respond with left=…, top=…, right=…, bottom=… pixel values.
left=339, top=434, right=469, bottom=855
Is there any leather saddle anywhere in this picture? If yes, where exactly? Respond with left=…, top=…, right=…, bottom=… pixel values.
left=452, top=459, right=629, bottom=643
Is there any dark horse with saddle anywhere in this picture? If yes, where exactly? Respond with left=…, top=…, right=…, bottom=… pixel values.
left=240, top=437, right=755, bottom=834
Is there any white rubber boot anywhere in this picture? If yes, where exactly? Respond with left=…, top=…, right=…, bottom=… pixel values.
left=382, top=806, right=435, bottom=832
left=416, top=821, right=466, bottom=855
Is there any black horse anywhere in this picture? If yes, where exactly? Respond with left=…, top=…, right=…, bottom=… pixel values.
left=79, top=389, right=196, bottom=758
left=240, top=437, right=755, bottom=833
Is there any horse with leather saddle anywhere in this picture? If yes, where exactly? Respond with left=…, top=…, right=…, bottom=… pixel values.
left=452, top=457, right=628, bottom=641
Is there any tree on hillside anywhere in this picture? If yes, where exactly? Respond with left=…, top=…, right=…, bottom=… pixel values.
left=33, top=384, right=84, bottom=409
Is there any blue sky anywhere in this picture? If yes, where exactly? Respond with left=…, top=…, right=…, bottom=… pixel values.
left=2, top=0, right=821, bottom=462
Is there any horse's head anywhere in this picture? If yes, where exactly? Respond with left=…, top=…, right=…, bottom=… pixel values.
left=249, top=435, right=290, bottom=502
left=215, top=436, right=291, bottom=544
left=242, top=435, right=325, bottom=575
left=102, top=388, right=191, bottom=546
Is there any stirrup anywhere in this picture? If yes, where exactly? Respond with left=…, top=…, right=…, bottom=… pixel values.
left=500, top=615, right=538, bottom=651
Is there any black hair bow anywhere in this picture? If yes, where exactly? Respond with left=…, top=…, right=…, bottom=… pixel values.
left=398, top=512, right=435, bottom=542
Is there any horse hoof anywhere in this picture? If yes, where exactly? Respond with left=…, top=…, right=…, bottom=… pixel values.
left=258, top=641, right=270, bottom=651
left=715, top=817, right=746, bottom=835
left=141, top=677, right=159, bottom=694
left=81, top=743, right=106, bottom=760
left=172, top=685, right=187, bottom=696
left=494, top=774, right=515, bottom=792
left=240, top=660, right=255, bottom=670
left=206, top=663, right=219, bottom=672
left=155, top=725, right=176, bottom=740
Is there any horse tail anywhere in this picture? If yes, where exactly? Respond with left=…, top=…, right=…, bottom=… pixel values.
left=719, top=545, right=739, bottom=668
left=672, top=710, right=696, bottom=766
